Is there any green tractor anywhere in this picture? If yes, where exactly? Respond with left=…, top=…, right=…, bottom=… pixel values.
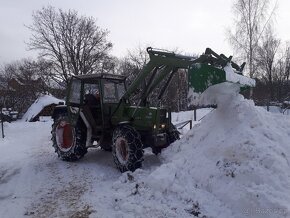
left=51, top=47, right=254, bottom=172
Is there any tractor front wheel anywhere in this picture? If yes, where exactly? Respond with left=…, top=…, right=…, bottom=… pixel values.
left=168, top=123, right=180, bottom=144
left=112, top=125, right=144, bottom=172
left=51, top=115, right=87, bottom=161
left=152, top=124, right=180, bottom=155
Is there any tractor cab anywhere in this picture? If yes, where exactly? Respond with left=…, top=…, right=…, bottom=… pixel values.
left=65, top=73, right=127, bottom=147
left=67, top=73, right=126, bottom=106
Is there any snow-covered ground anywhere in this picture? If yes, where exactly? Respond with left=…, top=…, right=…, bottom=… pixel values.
left=1, top=83, right=290, bottom=218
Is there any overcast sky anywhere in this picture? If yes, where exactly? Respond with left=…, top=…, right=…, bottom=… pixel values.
left=0, top=0, right=289, bottom=65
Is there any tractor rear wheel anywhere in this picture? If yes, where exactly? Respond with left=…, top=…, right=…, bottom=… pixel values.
left=112, top=125, right=144, bottom=172
left=51, top=115, right=87, bottom=161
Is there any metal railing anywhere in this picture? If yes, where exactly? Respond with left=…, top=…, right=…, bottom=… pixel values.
left=175, top=120, right=192, bottom=130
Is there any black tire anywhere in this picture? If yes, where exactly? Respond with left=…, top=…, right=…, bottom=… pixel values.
left=100, top=133, right=113, bottom=152
left=152, top=124, right=180, bottom=155
left=168, top=123, right=180, bottom=144
left=51, top=115, right=87, bottom=161
left=112, top=125, right=144, bottom=172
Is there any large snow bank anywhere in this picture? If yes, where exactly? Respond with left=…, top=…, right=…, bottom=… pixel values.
left=113, top=83, right=290, bottom=218
left=22, top=94, right=64, bottom=122
left=151, top=83, right=290, bottom=217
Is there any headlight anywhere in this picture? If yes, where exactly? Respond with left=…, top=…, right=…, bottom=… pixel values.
left=153, top=124, right=166, bottom=129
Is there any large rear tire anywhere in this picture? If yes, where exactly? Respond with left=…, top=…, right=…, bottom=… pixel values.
left=51, top=115, right=87, bottom=161
left=112, top=125, right=144, bottom=172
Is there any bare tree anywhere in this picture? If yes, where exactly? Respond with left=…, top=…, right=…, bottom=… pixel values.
left=283, top=44, right=290, bottom=82
left=228, top=0, right=277, bottom=77
left=256, top=27, right=280, bottom=100
left=275, top=44, right=290, bottom=101
left=117, top=46, right=150, bottom=104
left=0, top=58, right=62, bottom=113
left=0, top=63, right=17, bottom=109
left=118, top=46, right=188, bottom=111
left=27, top=6, right=112, bottom=85
left=119, top=46, right=150, bottom=83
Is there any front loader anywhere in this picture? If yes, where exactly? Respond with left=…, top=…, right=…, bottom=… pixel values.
left=51, top=47, right=255, bottom=172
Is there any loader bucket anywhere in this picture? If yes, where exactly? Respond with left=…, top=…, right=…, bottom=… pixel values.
left=188, top=63, right=255, bottom=93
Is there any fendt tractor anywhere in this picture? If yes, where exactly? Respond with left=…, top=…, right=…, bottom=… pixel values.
left=51, top=47, right=254, bottom=172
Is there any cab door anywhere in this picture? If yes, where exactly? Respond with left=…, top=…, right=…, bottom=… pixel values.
left=67, top=77, right=83, bottom=125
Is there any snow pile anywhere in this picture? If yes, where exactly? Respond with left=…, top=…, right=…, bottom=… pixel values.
left=187, top=88, right=201, bottom=106
left=224, top=63, right=256, bottom=87
left=22, top=94, right=64, bottom=122
left=147, top=83, right=290, bottom=217
left=113, top=82, right=290, bottom=218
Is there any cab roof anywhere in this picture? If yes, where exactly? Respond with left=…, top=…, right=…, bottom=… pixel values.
left=73, top=73, right=126, bottom=81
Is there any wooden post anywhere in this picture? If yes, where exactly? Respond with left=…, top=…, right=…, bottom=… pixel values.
left=194, top=107, right=197, bottom=121
left=1, top=108, right=4, bottom=138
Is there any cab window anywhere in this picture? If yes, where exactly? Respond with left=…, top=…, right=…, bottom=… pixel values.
left=68, top=79, right=81, bottom=104
left=103, top=80, right=125, bottom=103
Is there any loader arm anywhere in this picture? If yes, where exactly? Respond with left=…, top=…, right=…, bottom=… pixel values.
left=121, top=47, right=254, bottom=106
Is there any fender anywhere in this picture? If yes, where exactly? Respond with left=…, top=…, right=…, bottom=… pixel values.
left=52, top=105, right=67, bottom=119
left=79, top=111, right=93, bottom=148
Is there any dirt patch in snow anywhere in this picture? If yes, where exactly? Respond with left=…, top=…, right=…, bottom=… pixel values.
left=26, top=183, right=93, bottom=218
left=0, top=168, right=21, bottom=185
left=25, top=159, right=95, bottom=218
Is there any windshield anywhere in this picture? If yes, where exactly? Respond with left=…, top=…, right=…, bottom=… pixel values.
left=103, top=80, right=125, bottom=103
